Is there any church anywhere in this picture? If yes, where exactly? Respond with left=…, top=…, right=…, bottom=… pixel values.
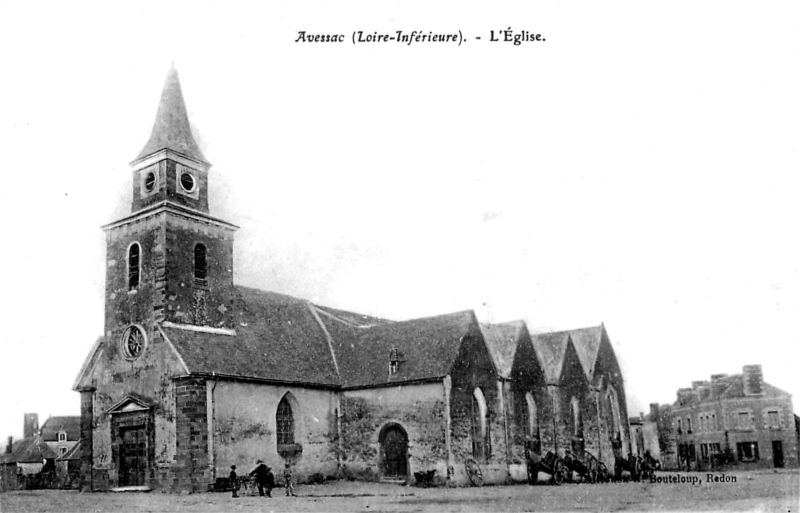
left=73, top=67, right=633, bottom=492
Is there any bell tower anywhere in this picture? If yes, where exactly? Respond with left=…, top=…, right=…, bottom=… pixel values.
left=130, top=65, right=211, bottom=215
left=103, top=65, right=238, bottom=347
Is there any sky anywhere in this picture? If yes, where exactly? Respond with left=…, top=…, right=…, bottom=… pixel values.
left=1, top=1, right=798, bottom=441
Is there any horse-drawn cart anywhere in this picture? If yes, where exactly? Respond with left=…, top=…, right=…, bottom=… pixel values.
left=527, top=450, right=568, bottom=485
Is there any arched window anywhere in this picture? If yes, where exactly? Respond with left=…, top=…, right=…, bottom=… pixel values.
left=571, top=396, right=582, bottom=437
left=525, top=392, right=539, bottom=439
left=471, top=388, right=491, bottom=462
left=194, top=243, right=207, bottom=286
left=276, top=396, right=295, bottom=445
left=128, top=243, right=140, bottom=290
left=607, top=386, right=628, bottom=457
left=607, top=389, right=621, bottom=438
left=571, top=396, right=585, bottom=453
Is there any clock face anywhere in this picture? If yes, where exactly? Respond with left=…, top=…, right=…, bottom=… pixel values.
left=144, top=172, right=156, bottom=192
left=180, top=172, right=196, bottom=193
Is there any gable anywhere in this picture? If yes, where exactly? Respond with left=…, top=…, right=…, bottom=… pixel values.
left=40, top=416, right=81, bottom=442
left=480, top=321, right=525, bottom=379
left=510, top=326, right=548, bottom=389
left=593, top=328, right=625, bottom=387
left=530, top=331, right=570, bottom=384
left=560, top=336, right=591, bottom=390
left=106, top=394, right=153, bottom=415
left=568, top=325, right=604, bottom=381
left=74, top=324, right=189, bottom=392
left=73, top=336, right=106, bottom=391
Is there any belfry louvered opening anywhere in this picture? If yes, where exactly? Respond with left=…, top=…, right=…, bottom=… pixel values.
left=194, top=243, right=207, bottom=286
left=128, top=243, right=140, bottom=290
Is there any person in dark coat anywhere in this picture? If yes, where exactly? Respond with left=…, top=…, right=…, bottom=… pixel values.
left=249, top=460, right=273, bottom=497
left=229, top=465, right=239, bottom=498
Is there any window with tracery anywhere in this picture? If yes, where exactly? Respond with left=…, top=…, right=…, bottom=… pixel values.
left=276, top=396, right=295, bottom=445
left=121, top=325, right=145, bottom=359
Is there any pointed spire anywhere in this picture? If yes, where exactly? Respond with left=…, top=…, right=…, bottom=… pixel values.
left=136, top=64, right=208, bottom=164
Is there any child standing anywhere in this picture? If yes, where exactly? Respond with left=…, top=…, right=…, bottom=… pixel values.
left=229, top=465, right=239, bottom=498
left=283, top=462, right=296, bottom=497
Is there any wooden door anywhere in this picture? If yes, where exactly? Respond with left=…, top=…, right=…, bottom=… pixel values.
left=772, top=441, right=784, bottom=468
left=120, top=426, right=147, bottom=486
left=382, top=427, right=408, bottom=478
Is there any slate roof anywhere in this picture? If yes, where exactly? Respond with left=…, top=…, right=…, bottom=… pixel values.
left=1, top=437, right=57, bottom=464
left=314, top=304, right=389, bottom=327
left=325, top=310, right=479, bottom=388
left=40, top=416, right=80, bottom=442
left=162, top=286, right=341, bottom=386
left=135, top=65, right=208, bottom=164
left=480, top=321, right=526, bottom=379
left=159, top=283, right=484, bottom=388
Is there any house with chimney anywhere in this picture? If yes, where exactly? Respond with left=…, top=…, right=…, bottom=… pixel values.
left=1, top=414, right=82, bottom=490
left=652, top=365, right=798, bottom=470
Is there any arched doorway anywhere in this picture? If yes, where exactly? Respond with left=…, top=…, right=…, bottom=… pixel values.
left=379, top=424, right=408, bottom=478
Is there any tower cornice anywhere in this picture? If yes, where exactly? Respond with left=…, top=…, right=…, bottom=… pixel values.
left=102, top=201, right=239, bottom=232
left=130, top=148, right=211, bottom=172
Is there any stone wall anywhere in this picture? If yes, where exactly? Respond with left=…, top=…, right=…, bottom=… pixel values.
left=592, top=331, right=633, bottom=469
left=170, top=377, right=210, bottom=492
left=211, top=381, right=339, bottom=483
left=161, top=214, right=236, bottom=330
left=509, top=338, right=553, bottom=465
left=448, top=334, right=507, bottom=485
left=554, top=358, right=599, bottom=464
left=76, top=327, right=185, bottom=491
left=339, top=383, right=447, bottom=483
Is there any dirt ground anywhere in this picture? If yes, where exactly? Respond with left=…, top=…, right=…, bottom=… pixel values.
left=1, top=470, right=797, bottom=513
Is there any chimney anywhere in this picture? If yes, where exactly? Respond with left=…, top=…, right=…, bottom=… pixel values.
left=743, top=365, right=764, bottom=395
left=23, top=413, right=39, bottom=439
left=711, top=374, right=729, bottom=397
left=699, top=384, right=711, bottom=401
left=649, top=403, right=659, bottom=421
left=6, top=436, right=12, bottom=454
left=677, top=388, right=694, bottom=405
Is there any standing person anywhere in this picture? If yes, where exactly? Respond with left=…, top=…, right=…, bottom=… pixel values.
left=229, top=465, right=239, bottom=498
left=266, top=465, right=276, bottom=496
left=283, top=461, right=296, bottom=497
left=249, top=460, right=272, bottom=497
